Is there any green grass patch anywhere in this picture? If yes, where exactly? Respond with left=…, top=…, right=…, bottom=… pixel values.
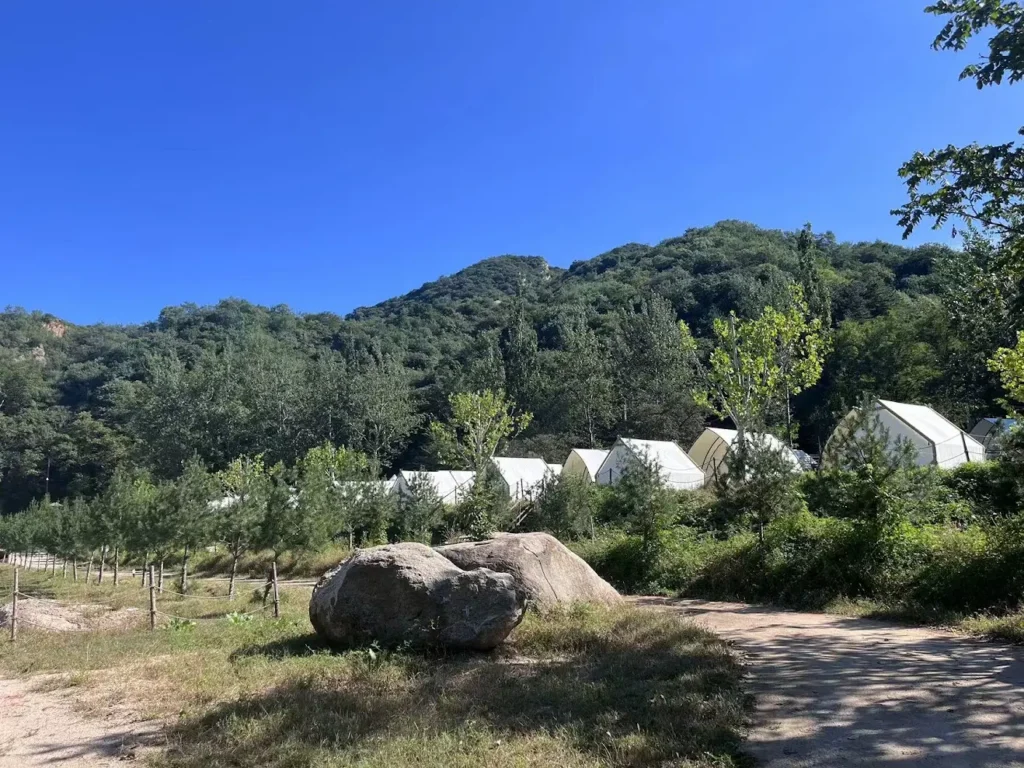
left=0, top=568, right=749, bottom=767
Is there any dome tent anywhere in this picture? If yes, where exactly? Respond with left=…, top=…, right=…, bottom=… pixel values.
left=824, top=399, right=984, bottom=469
left=595, top=438, right=705, bottom=490
left=687, top=427, right=802, bottom=485
left=490, top=457, right=560, bottom=502
left=562, top=448, right=610, bottom=482
left=394, top=470, right=475, bottom=506
left=969, top=418, right=1017, bottom=456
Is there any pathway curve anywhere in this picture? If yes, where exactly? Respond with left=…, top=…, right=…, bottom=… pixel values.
left=0, top=677, right=161, bottom=767
left=636, top=597, right=1024, bottom=767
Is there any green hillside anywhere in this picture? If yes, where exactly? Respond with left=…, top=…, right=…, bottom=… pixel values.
left=0, top=220, right=996, bottom=513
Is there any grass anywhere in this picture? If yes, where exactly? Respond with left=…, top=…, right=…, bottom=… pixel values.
left=823, top=596, right=1024, bottom=643
left=191, top=545, right=351, bottom=580
left=0, top=565, right=750, bottom=767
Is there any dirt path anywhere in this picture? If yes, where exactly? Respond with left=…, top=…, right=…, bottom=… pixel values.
left=0, top=677, right=161, bottom=767
left=637, top=597, right=1024, bottom=767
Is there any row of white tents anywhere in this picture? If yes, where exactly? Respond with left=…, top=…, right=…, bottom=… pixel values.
left=343, top=400, right=1011, bottom=505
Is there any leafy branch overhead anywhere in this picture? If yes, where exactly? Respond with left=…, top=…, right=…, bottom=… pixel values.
left=894, top=1, right=1024, bottom=269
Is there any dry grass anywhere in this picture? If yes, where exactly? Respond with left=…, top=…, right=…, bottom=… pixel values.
left=824, top=596, right=1024, bottom=643
left=0, top=566, right=750, bottom=767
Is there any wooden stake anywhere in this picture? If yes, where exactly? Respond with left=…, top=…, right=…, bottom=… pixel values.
left=272, top=562, right=280, bottom=619
left=149, top=566, right=157, bottom=632
left=11, top=568, right=19, bottom=642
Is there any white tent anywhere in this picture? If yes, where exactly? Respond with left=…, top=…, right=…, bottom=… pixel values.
left=563, top=448, right=610, bottom=482
left=824, top=399, right=985, bottom=469
left=970, top=418, right=1017, bottom=455
left=687, top=427, right=803, bottom=484
left=335, top=478, right=398, bottom=501
left=595, top=437, right=705, bottom=490
left=490, top=457, right=558, bottom=501
left=393, top=470, right=475, bottom=506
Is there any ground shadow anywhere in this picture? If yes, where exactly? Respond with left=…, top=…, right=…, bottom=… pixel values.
left=163, top=613, right=752, bottom=768
left=643, top=597, right=1024, bottom=767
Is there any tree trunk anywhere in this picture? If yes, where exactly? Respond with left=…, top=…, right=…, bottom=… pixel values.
left=180, top=544, right=190, bottom=594
left=85, top=559, right=92, bottom=583
left=141, top=555, right=149, bottom=589
left=51, top=554, right=57, bottom=575
left=98, top=546, right=107, bottom=585
left=72, top=558, right=78, bottom=582
left=113, top=546, right=120, bottom=586
left=228, top=548, right=239, bottom=601
left=61, top=560, right=67, bottom=579
left=159, top=560, right=165, bottom=592
left=784, top=382, right=793, bottom=446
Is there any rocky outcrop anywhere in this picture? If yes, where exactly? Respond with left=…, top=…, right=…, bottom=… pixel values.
left=436, top=532, right=621, bottom=611
left=309, top=542, right=525, bottom=650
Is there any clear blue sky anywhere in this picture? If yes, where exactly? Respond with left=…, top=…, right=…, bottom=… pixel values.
left=1, top=1, right=1017, bottom=325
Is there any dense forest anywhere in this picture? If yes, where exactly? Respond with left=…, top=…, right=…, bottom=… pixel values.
left=0, top=219, right=1011, bottom=514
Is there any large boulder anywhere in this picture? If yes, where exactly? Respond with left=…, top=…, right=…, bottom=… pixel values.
left=309, top=542, right=525, bottom=650
left=436, top=532, right=621, bottom=611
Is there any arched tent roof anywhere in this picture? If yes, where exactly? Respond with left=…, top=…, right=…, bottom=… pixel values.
left=394, top=470, right=475, bottom=505
left=491, top=457, right=557, bottom=501
left=595, top=438, right=705, bottom=490
left=970, top=418, right=1017, bottom=453
left=687, top=427, right=802, bottom=483
left=824, top=399, right=985, bottom=469
left=563, top=449, right=610, bottom=481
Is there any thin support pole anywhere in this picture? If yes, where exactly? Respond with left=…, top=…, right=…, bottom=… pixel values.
left=10, top=568, right=19, bottom=642
left=148, top=566, right=157, bottom=632
left=272, top=562, right=280, bottom=619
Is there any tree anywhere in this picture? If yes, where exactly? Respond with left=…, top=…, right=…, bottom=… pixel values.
left=820, top=399, right=918, bottom=530
left=216, top=455, right=269, bottom=599
left=989, top=330, right=1024, bottom=414
left=557, top=309, right=614, bottom=447
left=611, top=295, right=701, bottom=441
left=796, top=223, right=833, bottom=329
left=395, top=474, right=444, bottom=543
left=714, top=437, right=805, bottom=540
left=256, top=461, right=308, bottom=568
left=531, top=471, right=599, bottom=541
left=93, top=468, right=151, bottom=586
left=894, top=1, right=1024, bottom=270
left=170, top=456, right=218, bottom=592
left=429, top=390, right=532, bottom=472
left=348, top=356, right=420, bottom=471
left=606, top=451, right=675, bottom=585
left=936, top=230, right=1019, bottom=417
left=295, top=442, right=372, bottom=547
left=498, top=285, right=539, bottom=410
left=681, top=286, right=826, bottom=448
left=429, top=390, right=530, bottom=539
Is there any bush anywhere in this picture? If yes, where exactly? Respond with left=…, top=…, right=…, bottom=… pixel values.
left=712, top=435, right=806, bottom=537
left=529, top=472, right=601, bottom=540
left=571, top=531, right=648, bottom=593
left=941, top=461, right=1021, bottom=520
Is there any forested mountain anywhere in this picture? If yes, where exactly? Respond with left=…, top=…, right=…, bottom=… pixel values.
left=0, top=219, right=1001, bottom=514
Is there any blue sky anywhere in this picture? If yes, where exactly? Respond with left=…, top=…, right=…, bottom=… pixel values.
left=0, top=1, right=1018, bottom=324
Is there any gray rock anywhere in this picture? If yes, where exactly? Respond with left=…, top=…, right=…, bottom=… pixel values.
left=309, top=542, right=525, bottom=650
left=436, top=532, right=622, bottom=611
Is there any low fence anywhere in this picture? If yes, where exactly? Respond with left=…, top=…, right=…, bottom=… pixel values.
left=1, top=561, right=293, bottom=643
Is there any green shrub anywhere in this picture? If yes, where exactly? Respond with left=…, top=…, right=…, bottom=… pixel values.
left=941, top=461, right=1021, bottom=519
left=571, top=530, right=648, bottom=593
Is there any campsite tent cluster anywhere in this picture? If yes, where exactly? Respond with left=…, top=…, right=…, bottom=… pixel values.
left=341, top=400, right=1000, bottom=506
